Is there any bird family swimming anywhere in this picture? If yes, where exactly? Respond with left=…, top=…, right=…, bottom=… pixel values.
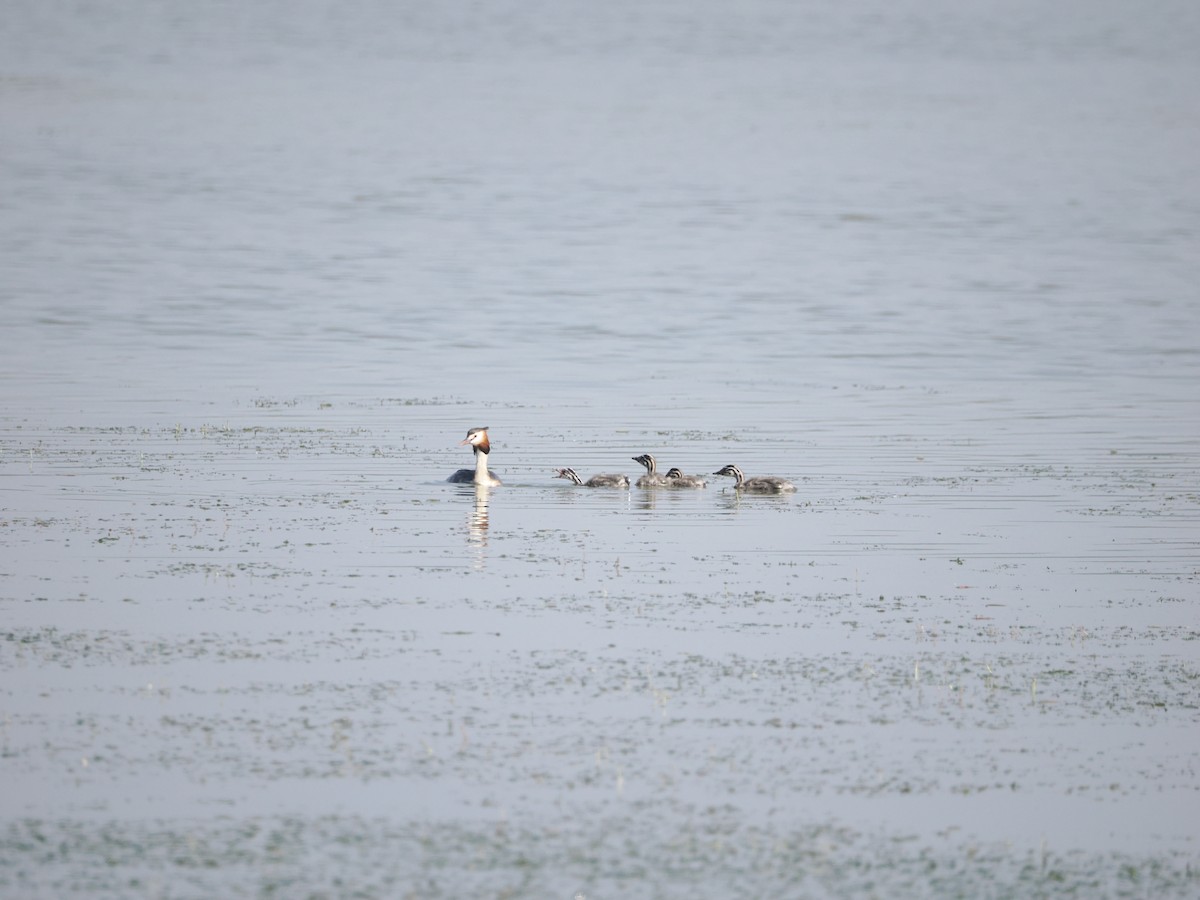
left=445, top=430, right=794, bottom=494
left=447, top=426, right=503, bottom=486
left=555, top=467, right=630, bottom=488
left=712, top=464, right=796, bottom=493
left=664, top=467, right=707, bottom=488
left=632, top=454, right=669, bottom=488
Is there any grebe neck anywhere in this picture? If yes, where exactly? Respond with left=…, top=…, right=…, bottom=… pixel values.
left=473, top=446, right=491, bottom=483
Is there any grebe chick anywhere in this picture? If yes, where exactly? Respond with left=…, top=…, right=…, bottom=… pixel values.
left=664, top=467, right=707, bottom=488
left=555, top=467, right=630, bottom=488
left=713, top=464, right=795, bottom=494
left=633, top=453, right=669, bottom=488
left=447, top=426, right=502, bottom=486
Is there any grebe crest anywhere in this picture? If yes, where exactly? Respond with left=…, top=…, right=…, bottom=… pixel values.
left=447, top=426, right=502, bottom=486
left=713, top=463, right=795, bottom=493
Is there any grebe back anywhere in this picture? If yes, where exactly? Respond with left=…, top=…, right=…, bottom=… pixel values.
left=556, top=467, right=630, bottom=488
left=664, top=467, right=707, bottom=488
left=712, top=463, right=795, bottom=493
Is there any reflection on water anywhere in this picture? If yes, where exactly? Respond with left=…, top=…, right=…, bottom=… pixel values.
left=632, top=485, right=671, bottom=512
left=462, top=484, right=491, bottom=564
left=710, top=486, right=799, bottom=514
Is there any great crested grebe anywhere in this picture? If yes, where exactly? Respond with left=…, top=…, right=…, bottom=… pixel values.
left=447, top=426, right=502, bottom=486
left=664, top=467, right=707, bottom=488
left=713, top=464, right=796, bottom=493
left=555, top=467, right=630, bottom=488
left=633, top=453, right=669, bottom=488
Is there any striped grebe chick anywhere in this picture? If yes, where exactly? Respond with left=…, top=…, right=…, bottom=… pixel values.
left=447, top=426, right=502, bottom=486
left=664, top=467, right=707, bottom=488
left=633, top=453, right=669, bottom=488
left=555, top=467, right=630, bottom=488
left=713, top=464, right=795, bottom=493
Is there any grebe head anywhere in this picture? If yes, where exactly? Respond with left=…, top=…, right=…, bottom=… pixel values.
left=633, top=454, right=657, bottom=473
left=460, top=427, right=491, bottom=454
left=665, top=467, right=684, bottom=479
left=713, top=464, right=744, bottom=480
left=555, top=467, right=584, bottom=485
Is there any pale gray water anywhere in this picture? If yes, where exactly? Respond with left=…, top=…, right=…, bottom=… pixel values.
left=2, top=1, right=1199, bottom=897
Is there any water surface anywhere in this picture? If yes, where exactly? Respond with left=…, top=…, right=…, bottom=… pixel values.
left=2, top=1, right=1199, bottom=896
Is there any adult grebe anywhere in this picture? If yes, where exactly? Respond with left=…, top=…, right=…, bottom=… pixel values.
left=555, top=467, right=630, bottom=488
left=664, top=467, right=707, bottom=488
left=712, top=464, right=795, bottom=493
left=633, top=453, right=669, bottom=488
left=448, top=427, right=502, bottom=486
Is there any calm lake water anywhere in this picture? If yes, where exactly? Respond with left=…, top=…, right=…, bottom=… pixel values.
left=2, top=1, right=1199, bottom=897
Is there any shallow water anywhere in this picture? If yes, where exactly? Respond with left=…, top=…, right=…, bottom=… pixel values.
left=2, top=1, right=1200, bottom=897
